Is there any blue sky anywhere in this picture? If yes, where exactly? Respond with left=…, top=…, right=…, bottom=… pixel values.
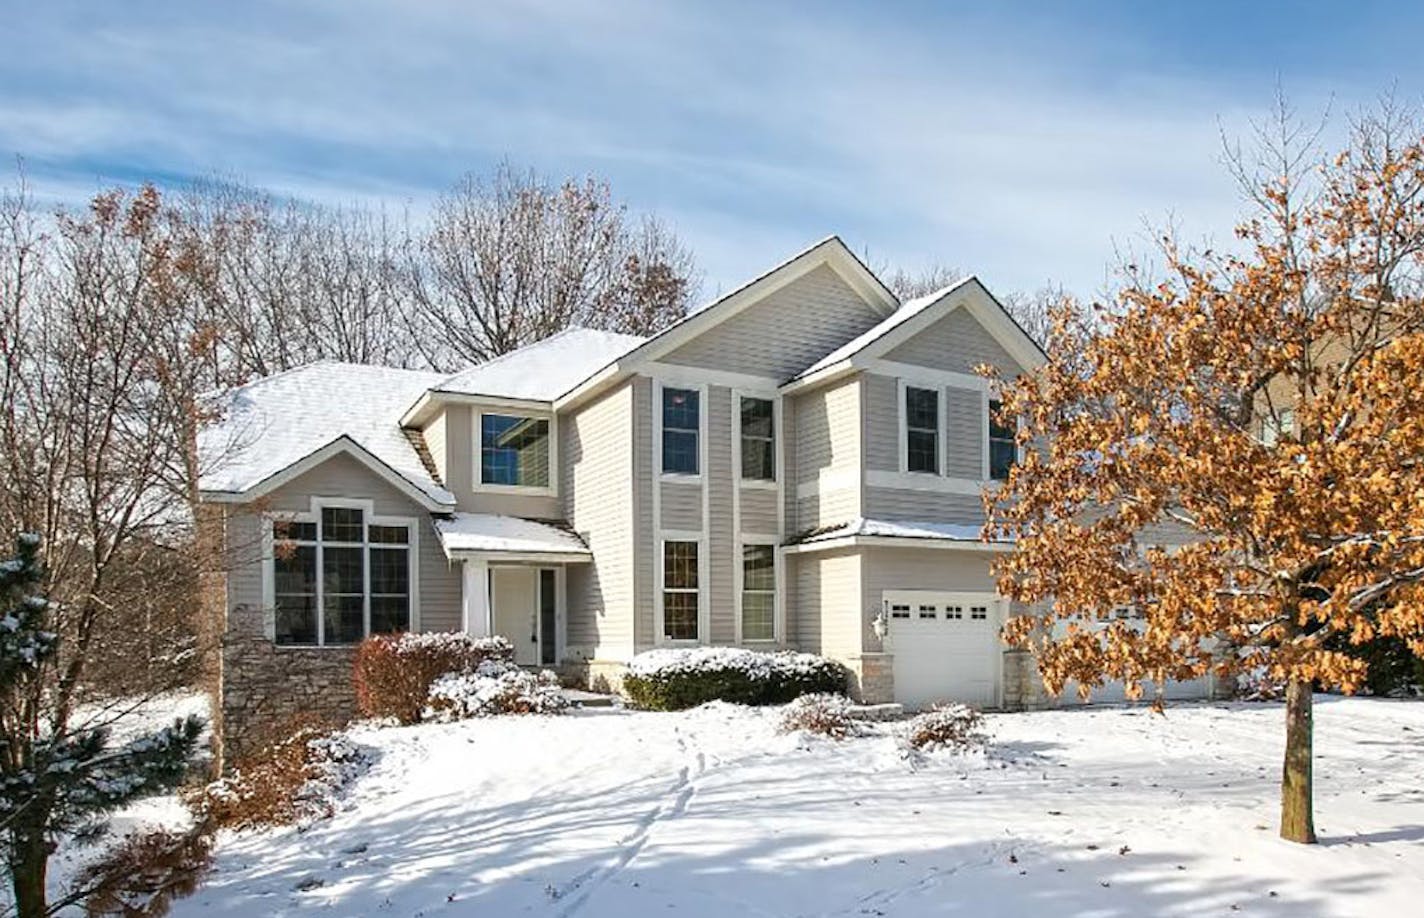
left=2, top=0, right=1418, bottom=299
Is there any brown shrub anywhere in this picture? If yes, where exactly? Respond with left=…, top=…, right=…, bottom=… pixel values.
left=778, top=693, right=859, bottom=740
left=352, top=632, right=514, bottom=724
left=78, top=828, right=213, bottom=917
left=905, top=705, right=989, bottom=753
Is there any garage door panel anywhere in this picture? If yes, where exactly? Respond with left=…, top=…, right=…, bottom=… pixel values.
left=885, top=591, right=1002, bottom=711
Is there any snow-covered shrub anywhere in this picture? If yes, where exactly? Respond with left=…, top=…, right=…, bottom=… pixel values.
left=778, top=692, right=861, bottom=740
left=354, top=631, right=514, bottom=724
left=622, top=647, right=847, bottom=711
left=191, top=718, right=371, bottom=830
left=1237, top=668, right=1286, bottom=702
left=423, top=660, right=569, bottom=720
left=76, top=827, right=213, bottom=917
left=905, top=704, right=988, bottom=753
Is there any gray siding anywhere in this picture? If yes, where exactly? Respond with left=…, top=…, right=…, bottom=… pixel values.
left=883, top=305, right=1025, bottom=377
left=792, top=548, right=862, bottom=659
left=423, top=411, right=448, bottom=486
left=659, top=482, right=702, bottom=531
left=562, top=379, right=636, bottom=660
left=859, top=546, right=1001, bottom=654
left=632, top=376, right=655, bottom=650
left=707, top=386, right=735, bottom=643
left=740, top=488, right=779, bottom=536
left=792, top=376, right=861, bottom=533
left=223, top=451, right=462, bottom=635
left=863, top=488, right=984, bottom=526
left=444, top=404, right=562, bottom=519
left=661, top=265, right=886, bottom=379
left=862, top=373, right=898, bottom=473
left=944, top=387, right=984, bottom=478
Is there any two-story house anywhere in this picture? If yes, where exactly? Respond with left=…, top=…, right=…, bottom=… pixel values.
left=199, top=236, right=1202, bottom=752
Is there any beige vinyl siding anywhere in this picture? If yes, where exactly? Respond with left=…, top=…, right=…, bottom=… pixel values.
left=223, top=451, right=462, bottom=634
left=659, top=482, right=702, bottom=531
left=793, top=548, right=862, bottom=659
left=863, top=488, right=985, bottom=526
left=861, top=373, right=898, bottom=473
left=707, top=385, right=735, bottom=643
left=884, top=306, right=1025, bottom=377
left=632, top=376, right=656, bottom=650
left=859, top=545, right=1000, bottom=654
left=562, top=379, right=636, bottom=659
left=792, top=376, right=861, bottom=533
left=661, top=265, right=887, bottom=379
left=862, top=375, right=984, bottom=479
left=445, top=404, right=562, bottom=519
left=944, top=387, right=984, bottom=478
left=739, top=488, right=778, bottom=535
left=423, top=410, right=448, bottom=485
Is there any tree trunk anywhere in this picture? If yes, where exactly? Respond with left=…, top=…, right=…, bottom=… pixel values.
left=10, top=834, right=50, bottom=918
left=1280, top=678, right=1318, bottom=844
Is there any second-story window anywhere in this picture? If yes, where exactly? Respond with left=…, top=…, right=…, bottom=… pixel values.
left=905, top=386, right=940, bottom=474
left=481, top=414, right=550, bottom=488
left=989, top=398, right=1016, bottom=481
left=740, top=396, right=774, bottom=481
left=662, top=387, right=700, bottom=475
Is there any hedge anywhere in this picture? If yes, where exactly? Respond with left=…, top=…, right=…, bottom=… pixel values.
left=622, top=647, right=847, bottom=711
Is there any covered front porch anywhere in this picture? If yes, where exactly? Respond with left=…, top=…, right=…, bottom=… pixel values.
left=433, top=513, right=592, bottom=667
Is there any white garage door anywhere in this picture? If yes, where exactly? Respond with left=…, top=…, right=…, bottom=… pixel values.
left=884, top=590, right=1004, bottom=711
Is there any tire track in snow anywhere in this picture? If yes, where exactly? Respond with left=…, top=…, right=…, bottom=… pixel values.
left=551, top=726, right=706, bottom=916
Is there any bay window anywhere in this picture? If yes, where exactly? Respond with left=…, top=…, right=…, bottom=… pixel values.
left=272, top=504, right=412, bottom=646
left=740, top=544, right=776, bottom=641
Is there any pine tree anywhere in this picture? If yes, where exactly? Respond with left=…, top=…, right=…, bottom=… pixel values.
left=0, top=534, right=204, bottom=917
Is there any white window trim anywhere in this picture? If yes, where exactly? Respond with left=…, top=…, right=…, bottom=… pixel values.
left=732, top=388, right=779, bottom=490
left=897, top=377, right=947, bottom=477
left=260, top=496, right=421, bottom=647
left=655, top=530, right=708, bottom=645
left=473, top=408, right=558, bottom=497
left=654, top=379, right=709, bottom=482
left=734, top=535, right=781, bottom=644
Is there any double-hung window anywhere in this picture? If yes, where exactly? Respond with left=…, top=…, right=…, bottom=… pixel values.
left=905, top=386, right=940, bottom=474
left=740, top=544, right=775, bottom=641
left=272, top=505, right=412, bottom=646
left=480, top=413, right=550, bottom=488
left=739, top=396, right=774, bottom=482
left=662, top=387, right=700, bottom=475
left=662, top=540, right=699, bottom=641
left=988, top=398, right=1017, bottom=481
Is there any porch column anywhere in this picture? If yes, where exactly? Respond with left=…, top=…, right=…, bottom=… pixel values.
left=462, top=558, right=492, bottom=637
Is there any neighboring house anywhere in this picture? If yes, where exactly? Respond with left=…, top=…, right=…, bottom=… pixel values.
left=197, top=236, right=1206, bottom=753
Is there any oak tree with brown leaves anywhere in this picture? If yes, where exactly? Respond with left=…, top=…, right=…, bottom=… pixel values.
left=985, top=104, right=1424, bottom=845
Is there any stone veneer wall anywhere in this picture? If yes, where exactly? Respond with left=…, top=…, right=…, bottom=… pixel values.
left=1001, top=648, right=1051, bottom=710
left=844, top=652, right=894, bottom=704
left=221, top=601, right=360, bottom=762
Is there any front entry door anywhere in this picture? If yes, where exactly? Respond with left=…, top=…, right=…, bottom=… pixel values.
left=491, top=568, right=539, bottom=665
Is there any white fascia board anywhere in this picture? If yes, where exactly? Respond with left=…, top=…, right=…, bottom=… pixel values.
left=402, top=390, right=555, bottom=428
left=443, top=549, right=593, bottom=564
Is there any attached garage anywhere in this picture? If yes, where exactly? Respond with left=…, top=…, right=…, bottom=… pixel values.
left=1057, top=610, right=1213, bottom=704
left=882, top=589, right=1006, bottom=710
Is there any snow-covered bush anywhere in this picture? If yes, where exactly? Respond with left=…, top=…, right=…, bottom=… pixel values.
left=778, top=692, right=861, bottom=740
left=905, top=705, right=988, bottom=753
left=192, top=718, right=371, bottom=830
left=423, top=660, right=569, bottom=720
left=354, top=631, right=514, bottom=724
left=1237, top=668, right=1286, bottom=702
left=623, top=647, right=847, bottom=711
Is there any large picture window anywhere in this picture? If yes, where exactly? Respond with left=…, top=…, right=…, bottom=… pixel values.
left=905, top=386, right=940, bottom=474
left=662, top=540, right=699, bottom=641
left=740, top=396, right=775, bottom=482
left=272, top=505, right=411, bottom=646
left=481, top=414, right=550, bottom=488
left=662, top=387, right=700, bottom=475
left=741, top=544, right=775, bottom=641
left=989, top=398, right=1017, bottom=481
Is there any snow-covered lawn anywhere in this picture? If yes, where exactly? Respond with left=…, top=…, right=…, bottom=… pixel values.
left=170, top=698, right=1422, bottom=917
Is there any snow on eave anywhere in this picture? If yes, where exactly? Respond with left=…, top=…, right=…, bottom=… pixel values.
left=432, top=513, right=591, bottom=560
left=786, top=517, right=1012, bottom=553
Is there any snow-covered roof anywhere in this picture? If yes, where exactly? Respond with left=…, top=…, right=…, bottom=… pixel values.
left=431, top=327, right=647, bottom=402
left=433, top=513, right=591, bottom=559
left=199, top=362, right=456, bottom=507
left=795, top=517, right=1003, bottom=546
left=791, top=277, right=977, bottom=382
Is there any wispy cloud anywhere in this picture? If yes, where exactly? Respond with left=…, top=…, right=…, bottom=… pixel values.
left=1, top=0, right=1408, bottom=297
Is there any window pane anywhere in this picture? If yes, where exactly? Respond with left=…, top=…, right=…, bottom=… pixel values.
left=321, top=507, right=364, bottom=543
left=481, top=414, right=550, bottom=487
left=662, top=429, right=699, bottom=475
left=368, top=524, right=408, bottom=544
left=323, top=594, right=364, bottom=644
left=274, top=543, right=316, bottom=595
left=741, top=592, right=774, bottom=641
left=905, top=387, right=939, bottom=431
left=740, top=397, right=774, bottom=481
left=370, top=547, right=409, bottom=595
left=662, top=387, right=699, bottom=431
left=740, top=397, right=773, bottom=438
left=664, top=591, right=698, bottom=641
left=323, top=545, right=364, bottom=595
left=742, top=545, right=775, bottom=591
left=369, top=595, right=409, bottom=635
left=741, top=437, right=774, bottom=481
left=664, top=541, right=698, bottom=589
left=275, top=593, right=317, bottom=645
left=988, top=399, right=1015, bottom=440
left=274, top=520, right=316, bottom=542
left=907, top=429, right=939, bottom=474
left=990, top=440, right=1017, bottom=481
